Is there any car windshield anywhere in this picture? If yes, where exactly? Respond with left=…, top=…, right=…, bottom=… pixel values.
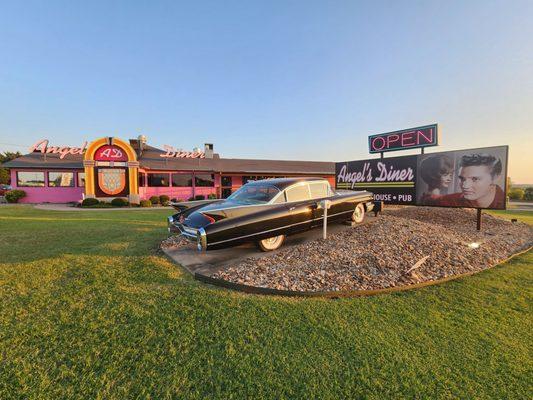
left=227, top=183, right=280, bottom=204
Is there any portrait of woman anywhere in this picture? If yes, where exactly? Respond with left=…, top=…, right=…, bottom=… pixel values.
left=418, top=155, right=454, bottom=204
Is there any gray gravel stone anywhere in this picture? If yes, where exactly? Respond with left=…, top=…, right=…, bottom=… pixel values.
left=211, top=207, right=533, bottom=292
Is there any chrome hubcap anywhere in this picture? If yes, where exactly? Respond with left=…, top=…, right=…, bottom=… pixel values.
left=353, top=205, right=364, bottom=222
left=262, top=235, right=282, bottom=249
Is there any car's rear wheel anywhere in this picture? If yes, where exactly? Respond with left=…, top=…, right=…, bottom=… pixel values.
left=351, top=203, right=365, bottom=224
left=257, top=234, right=285, bottom=251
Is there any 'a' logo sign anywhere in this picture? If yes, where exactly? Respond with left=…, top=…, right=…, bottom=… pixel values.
left=98, top=168, right=126, bottom=195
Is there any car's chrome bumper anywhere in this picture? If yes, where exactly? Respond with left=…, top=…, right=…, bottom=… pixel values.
left=167, top=216, right=207, bottom=251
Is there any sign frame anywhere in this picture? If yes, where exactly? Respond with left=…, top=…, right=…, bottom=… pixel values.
left=368, top=124, right=439, bottom=154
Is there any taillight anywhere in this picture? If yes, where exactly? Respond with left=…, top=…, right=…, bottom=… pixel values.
left=202, top=213, right=216, bottom=224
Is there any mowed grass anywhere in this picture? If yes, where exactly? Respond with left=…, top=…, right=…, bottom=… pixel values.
left=0, top=206, right=531, bottom=399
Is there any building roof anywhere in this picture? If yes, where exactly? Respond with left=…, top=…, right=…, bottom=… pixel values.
left=2, top=152, right=84, bottom=169
left=3, top=142, right=335, bottom=175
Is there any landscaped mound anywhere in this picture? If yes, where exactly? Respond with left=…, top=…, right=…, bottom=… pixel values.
left=211, top=208, right=532, bottom=292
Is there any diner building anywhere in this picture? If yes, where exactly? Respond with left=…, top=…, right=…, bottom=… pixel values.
left=3, top=136, right=335, bottom=204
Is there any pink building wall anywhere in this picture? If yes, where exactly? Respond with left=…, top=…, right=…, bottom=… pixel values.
left=10, top=169, right=84, bottom=203
left=138, top=172, right=219, bottom=201
left=8, top=169, right=332, bottom=204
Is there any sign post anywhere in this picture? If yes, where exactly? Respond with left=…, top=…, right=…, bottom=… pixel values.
left=476, top=209, right=482, bottom=231
left=321, top=200, right=332, bottom=239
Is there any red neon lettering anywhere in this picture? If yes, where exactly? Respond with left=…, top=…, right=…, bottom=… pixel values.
left=386, top=134, right=400, bottom=148
left=371, top=137, right=386, bottom=151
left=417, top=129, right=433, bottom=144
left=401, top=131, right=415, bottom=147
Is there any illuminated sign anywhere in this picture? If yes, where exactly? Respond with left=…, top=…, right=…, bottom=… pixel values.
left=94, top=145, right=128, bottom=161
left=160, top=145, right=205, bottom=159
left=30, top=139, right=87, bottom=159
left=368, top=124, right=438, bottom=154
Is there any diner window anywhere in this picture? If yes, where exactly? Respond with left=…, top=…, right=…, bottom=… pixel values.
left=17, top=171, right=45, bottom=187
left=195, top=174, right=214, bottom=187
left=138, top=174, right=145, bottom=188
left=309, top=182, right=329, bottom=199
left=285, top=184, right=311, bottom=202
left=77, top=172, right=85, bottom=187
left=172, top=173, right=193, bottom=187
left=147, top=173, right=170, bottom=187
left=242, top=176, right=256, bottom=184
left=221, top=176, right=232, bottom=187
left=48, top=172, right=75, bottom=187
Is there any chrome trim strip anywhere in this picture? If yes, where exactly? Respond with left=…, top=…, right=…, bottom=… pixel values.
left=208, top=209, right=354, bottom=247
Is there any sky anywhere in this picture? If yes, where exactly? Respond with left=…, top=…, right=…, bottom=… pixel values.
left=0, top=0, right=532, bottom=183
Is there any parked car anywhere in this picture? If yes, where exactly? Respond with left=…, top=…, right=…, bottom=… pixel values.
left=168, top=177, right=374, bottom=251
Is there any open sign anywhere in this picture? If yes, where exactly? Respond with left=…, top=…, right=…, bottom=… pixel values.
left=368, top=124, right=438, bottom=154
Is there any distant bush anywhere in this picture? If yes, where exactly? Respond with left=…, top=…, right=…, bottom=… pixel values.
left=524, top=187, right=533, bottom=201
left=207, top=193, right=217, bottom=199
left=159, top=195, right=170, bottom=206
left=81, top=198, right=99, bottom=207
left=111, top=197, right=129, bottom=207
left=5, top=190, right=26, bottom=203
left=149, top=196, right=160, bottom=205
left=194, top=195, right=205, bottom=200
left=140, top=199, right=152, bottom=207
left=509, top=188, right=525, bottom=200
left=187, top=197, right=195, bottom=201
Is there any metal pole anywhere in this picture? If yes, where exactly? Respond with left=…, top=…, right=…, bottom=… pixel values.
left=476, top=208, right=482, bottom=231
left=380, top=152, right=384, bottom=159
left=323, top=204, right=328, bottom=239
left=421, top=147, right=425, bottom=154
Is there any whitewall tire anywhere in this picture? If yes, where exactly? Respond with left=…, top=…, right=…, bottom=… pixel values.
left=257, top=235, right=285, bottom=252
left=352, top=203, right=365, bottom=224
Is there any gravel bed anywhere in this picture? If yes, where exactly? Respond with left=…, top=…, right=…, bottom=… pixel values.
left=161, top=235, right=192, bottom=250
left=211, top=207, right=532, bottom=292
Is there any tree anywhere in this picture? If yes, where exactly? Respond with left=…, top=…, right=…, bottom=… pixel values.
left=524, top=187, right=533, bottom=201
left=508, top=188, right=524, bottom=200
left=0, top=168, right=9, bottom=185
left=0, top=151, right=22, bottom=164
left=0, top=151, right=22, bottom=185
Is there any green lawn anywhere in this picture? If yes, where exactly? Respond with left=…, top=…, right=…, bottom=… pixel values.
left=0, top=205, right=531, bottom=399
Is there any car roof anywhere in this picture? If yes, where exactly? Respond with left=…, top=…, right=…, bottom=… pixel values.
left=245, top=177, right=328, bottom=191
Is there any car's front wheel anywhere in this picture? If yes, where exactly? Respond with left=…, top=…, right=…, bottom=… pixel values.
left=257, top=234, right=285, bottom=251
left=351, top=203, right=365, bottom=224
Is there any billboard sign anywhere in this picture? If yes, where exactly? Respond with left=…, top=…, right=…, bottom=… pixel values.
left=336, top=155, right=417, bottom=205
left=336, top=145, right=508, bottom=210
left=368, top=124, right=438, bottom=154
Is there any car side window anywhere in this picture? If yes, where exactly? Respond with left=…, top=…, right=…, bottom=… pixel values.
left=285, top=184, right=311, bottom=202
left=309, top=182, right=329, bottom=199
left=272, top=191, right=286, bottom=204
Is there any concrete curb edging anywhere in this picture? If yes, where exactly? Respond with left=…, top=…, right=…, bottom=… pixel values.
left=193, top=245, right=533, bottom=298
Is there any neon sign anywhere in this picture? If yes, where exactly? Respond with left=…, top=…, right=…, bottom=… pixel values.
left=30, top=139, right=87, bottom=159
left=94, top=145, right=128, bottom=161
left=368, top=124, right=438, bottom=154
left=159, top=145, right=205, bottom=159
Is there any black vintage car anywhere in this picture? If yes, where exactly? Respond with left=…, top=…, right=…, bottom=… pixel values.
left=168, top=177, right=374, bottom=251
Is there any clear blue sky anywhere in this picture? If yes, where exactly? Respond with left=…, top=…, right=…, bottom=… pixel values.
left=0, top=0, right=531, bottom=182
